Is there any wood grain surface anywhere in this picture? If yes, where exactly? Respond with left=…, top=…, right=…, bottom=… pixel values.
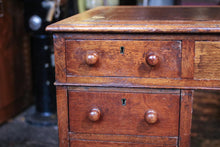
left=65, top=76, right=220, bottom=90
left=179, top=90, right=194, bottom=147
left=195, top=41, right=220, bottom=80
left=56, top=86, right=69, bottom=147
left=46, top=6, right=220, bottom=33
left=69, top=133, right=178, bottom=146
left=68, top=91, right=180, bottom=136
left=181, top=40, right=194, bottom=79
left=67, top=86, right=180, bottom=94
left=52, top=32, right=220, bottom=90
left=70, top=140, right=177, bottom=147
left=53, top=34, right=67, bottom=83
left=66, top=40, right=181, bottom=78
left=63, top=33, right=220, bottom=41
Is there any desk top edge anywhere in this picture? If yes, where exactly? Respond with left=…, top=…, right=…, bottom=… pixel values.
left=46, top=6, right=220, bottom=33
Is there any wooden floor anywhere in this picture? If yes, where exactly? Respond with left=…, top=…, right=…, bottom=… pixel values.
left=0, top=90, right=219, bottom=147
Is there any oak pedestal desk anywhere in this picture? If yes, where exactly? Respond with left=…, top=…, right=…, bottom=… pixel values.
left=46, top=6, right=220, bottom=147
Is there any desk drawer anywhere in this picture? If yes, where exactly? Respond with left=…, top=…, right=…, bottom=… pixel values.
left=66, top=40, right=181, bottom=78
left=68, top=90, right=180, bottom=136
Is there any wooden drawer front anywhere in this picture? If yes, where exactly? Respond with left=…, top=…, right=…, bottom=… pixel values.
left=195, top=41, right=220, bottom=80
left=66, top=40, right=181, bottom=78
left=68, top=91, right=180, bottom=136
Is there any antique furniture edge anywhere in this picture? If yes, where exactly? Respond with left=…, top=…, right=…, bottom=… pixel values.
left=54, top=79, right=220, bottom=90
left=46, top=6, right=220, bottom=33
left=179, top=90, right=194, bottom=147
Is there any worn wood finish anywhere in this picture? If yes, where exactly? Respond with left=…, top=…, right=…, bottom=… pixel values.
left=65, top=76, right=220, bottom=90
left=195, top=41, right=220, bottom=80
left=53, top=34, right=67, bottom=83
left=179, top=90, right=194, bottom=147
left=181, top=40, right=194, bottom=79
left=69, top=91, right=180, bottom=136
left=52, top=32, right=220, bottom=90
left=70, top=140, right=177, bottom=147
left=66, top=40, right=181, bottom=78
left=56, top=86, right=69, bottom=147
left=52, top=31, right=220, bottom=90
left=61, top=33, right=220, bottom=42
left=46, top=6, right=220, bottom=33
left=48, top=6, right=220, bottom=147
left=67, top=86, right=180, bottom=94
left=69, top=133, right=178, bottom=146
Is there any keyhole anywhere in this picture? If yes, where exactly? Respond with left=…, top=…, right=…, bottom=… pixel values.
left=120, top=46, right=124, bottom=54
left=121, top=98, right=126, bottom=106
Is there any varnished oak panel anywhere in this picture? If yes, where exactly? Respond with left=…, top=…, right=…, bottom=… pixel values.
left=69, top=133, right=178, bottom=146
left=67, top=86, right=180, bottom=94
left=70, top=140, right=176, bottom=147
left=181, top=40, right=194, bottom=79
left=56, top=86, right=69, bottom=147
left=46, top=6, right=220, bottom=33
left=66, top=40, right=181, bottom=78
left=63, top=33, right=220, bottom=42
left=195, top=41, right=220, bottom=80
left=179, top=90, right=193, bottom=147
left=68, top=91, right=180, bottom=136
left=65, top=77, right=220, bottom=90
left=53, top=34, right=67, bottom=83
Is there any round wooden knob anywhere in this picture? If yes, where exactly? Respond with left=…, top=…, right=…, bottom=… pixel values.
left=144, top=109, right=158, bottom=124
left=88, top=108, right=101, bottom=121
left=146, top=54, right=159, bottom=66
left=86, top=52, right=98, bottom=65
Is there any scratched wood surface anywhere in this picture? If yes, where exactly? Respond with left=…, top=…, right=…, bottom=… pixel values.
left=56, top=86, right=69, bottom=147
left=68, top=90, right=180, bottom=136
left=46, top=6, right=220, bottom=33
left=179, top=90, right=193, bottom=147
left=194, top=41, right=220, bottom=80
left=69, top=133, right=178, bottom=146
left=52, top=33, right=220, bottom=90
left=70, top=140, right=177, bottom=147
left=53, top=34, right=67, bottom=83
left=66, top=40, right=181, bottom=78
left=48, top=6, right=220, bottom=147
